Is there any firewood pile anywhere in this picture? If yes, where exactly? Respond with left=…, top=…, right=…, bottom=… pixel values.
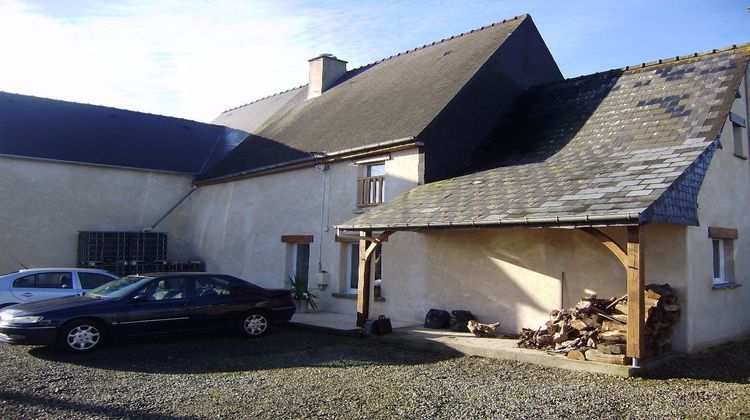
left=517, top=284, right=680, bottom=365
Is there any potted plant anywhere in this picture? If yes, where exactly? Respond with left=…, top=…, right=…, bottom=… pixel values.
left=286, top=275, right=319, bottom=312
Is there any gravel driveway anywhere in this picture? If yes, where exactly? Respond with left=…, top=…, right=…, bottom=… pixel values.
left=0, top=326, right=748, bottom=419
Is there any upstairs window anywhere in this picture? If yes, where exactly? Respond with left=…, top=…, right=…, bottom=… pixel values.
left=357, top=162, right=385, bottom=207
left=730, top=113, right=747, bottom=159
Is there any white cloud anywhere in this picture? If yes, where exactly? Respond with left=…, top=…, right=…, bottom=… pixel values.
left=0, top=0, right=320, bottom=121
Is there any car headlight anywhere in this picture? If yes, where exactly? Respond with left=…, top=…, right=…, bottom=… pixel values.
left=0, top=315, right=43, bottom=323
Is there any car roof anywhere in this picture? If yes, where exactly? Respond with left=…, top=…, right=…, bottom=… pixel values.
left=16, top=268, right=115, bottom=273
left=137, top=272, right=226, bottom=277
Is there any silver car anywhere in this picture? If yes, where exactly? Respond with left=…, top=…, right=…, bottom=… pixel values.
left=0, top=268, right=118, bottom=308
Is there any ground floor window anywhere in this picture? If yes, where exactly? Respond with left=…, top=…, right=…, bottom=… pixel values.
left=344, top=243, right=383, bottom=297
left=347, top=244, right=359, bottom=293
left=289, top=243, right=310, bottom=285
left=709, top=227, right=737, bottom=287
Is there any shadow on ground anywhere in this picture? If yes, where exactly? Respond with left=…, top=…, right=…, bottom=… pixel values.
left=0, top=390, right=195, bottom=420
left=28, top=326, right=459, bottom=375
left=641, top=339, right=750, bottom=384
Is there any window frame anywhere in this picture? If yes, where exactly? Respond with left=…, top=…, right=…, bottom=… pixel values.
left=709, top=227, right=738, bottom=287
left=357, top=161, right=386, bottom=207
left=346, top=243, right=359, bottom=293
left=730, top=112, right=747, bottom=159
left=289, top=243, right=311, bottom=286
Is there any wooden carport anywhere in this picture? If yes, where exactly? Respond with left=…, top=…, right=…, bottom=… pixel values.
left=343, top=224, right=646, bottom=367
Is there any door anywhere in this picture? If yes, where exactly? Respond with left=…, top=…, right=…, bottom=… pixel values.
left=10, top=271, right=77, bottom=303
left=116, top=277, right=192, bottom=336
left=191, top=275, right=257, bottom=331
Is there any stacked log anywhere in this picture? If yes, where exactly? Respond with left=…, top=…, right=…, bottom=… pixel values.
left=517, top=284, right=680, bottom=365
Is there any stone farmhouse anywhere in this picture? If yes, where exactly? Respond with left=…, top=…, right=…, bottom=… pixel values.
left=1, top=15, right=749, bottom=364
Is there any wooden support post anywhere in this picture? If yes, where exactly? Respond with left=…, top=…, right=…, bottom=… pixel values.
left=356, top=231, right=372, bottom=328
left=626, top=225, right=645, bottom=360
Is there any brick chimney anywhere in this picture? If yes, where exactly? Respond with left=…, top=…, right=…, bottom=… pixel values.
left=307, top=54, right=347, bottom=99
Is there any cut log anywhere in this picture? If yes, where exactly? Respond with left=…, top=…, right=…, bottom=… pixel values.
left=584, top=349, right=632, bottom=365
left=466, top=320, right=503, bottom=338
left=596, top=343, right=626, bottom=355
left=567, top=350, right=587, bottom=360
left=598, top=330, right=627, bottom=343
left=570, top=319, right=588, bottom=331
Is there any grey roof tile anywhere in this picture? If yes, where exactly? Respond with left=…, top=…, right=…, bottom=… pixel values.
left=338, top=46, right=750, bottom=230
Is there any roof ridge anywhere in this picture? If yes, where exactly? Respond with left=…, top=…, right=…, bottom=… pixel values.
left=562, top=42, right=750, bottom=83
left=0, top=90, right=229, bottom=129
left=346, top=15, right=528, bottom=73
left=219, top=14, right=529, bottom=115
left=219, top=84, right=308, bottom=114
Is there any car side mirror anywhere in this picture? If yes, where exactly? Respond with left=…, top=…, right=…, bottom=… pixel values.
left=130, top=295, right=147, bottom=304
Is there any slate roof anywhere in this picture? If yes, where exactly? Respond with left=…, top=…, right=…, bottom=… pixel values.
left=197, top=15, right=538, bottom=182
left=337, top=45, right=750, bottom=230
left=0, top=92, right=248, bottom=174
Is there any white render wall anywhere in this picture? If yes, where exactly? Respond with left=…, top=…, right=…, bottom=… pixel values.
left=372, top=223, right=692, bottom=350
left=0, top=156, right=194, bottom=273
left=683, top=69, right=750, bottom=352
left=184, top=148, right=421, bottom=314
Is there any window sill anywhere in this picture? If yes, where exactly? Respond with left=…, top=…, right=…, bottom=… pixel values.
left=712, top=282, right=741, bottom=290
left=332, top=292, right=386, bottom=302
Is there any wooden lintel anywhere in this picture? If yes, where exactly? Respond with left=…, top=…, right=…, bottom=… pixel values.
left=280, top=235, right=313, bottom=244
left=708, top=227, right=738, bottom=240
left=581, top=227, right=627, bottom=268
left=626, top=225, right=645, bottom=359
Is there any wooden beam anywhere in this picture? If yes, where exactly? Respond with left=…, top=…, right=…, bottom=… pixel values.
left=708, top=227, right=738, bottom=240
left=356, top=231, right=372, bottom=328
left=626, top=225, right=645, bottom=360
left=364, top=231, right=394, bottom=261
left=581, top=227, right=627, bottom=268
left=280, top=235, right=314, bottom=244
left=335, top=233, right=389, bottom=243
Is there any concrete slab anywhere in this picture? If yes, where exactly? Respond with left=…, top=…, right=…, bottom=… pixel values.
left=287, top=315, right=677, bottom=377
left=374, top=327, right=636, bottom=376
left=288, top=311, right=415, bottom=336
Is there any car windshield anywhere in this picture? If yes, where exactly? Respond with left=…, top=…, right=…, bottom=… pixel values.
left=88, top=276, right=151, bottom=298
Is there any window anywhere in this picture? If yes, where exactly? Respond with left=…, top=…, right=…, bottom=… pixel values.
left=195, top=276, right=245, bottom=297
left=290, top=243, right=310, bottom=285
left=12, top=272, right=73, bottom=289
left=347, top=244, right=359, bottom=293
left=730, top=113, right=747, bottom=159
left=357, top=162, right=385, bottom=206
left=733, top=122, right=746, bottom=158
left=709, top=227, right=737, bottom=286
left=78, top=273, right=115, bottom=290
left=135, top=278, right=189, bottom=301
left=344, top=242, right=383, bottom=297
left=712, top=239, right=725, bottom=284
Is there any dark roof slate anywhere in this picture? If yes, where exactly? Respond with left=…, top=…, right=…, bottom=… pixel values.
left=337, top=46, right=750, bottom=230
left=198, top=16, right=531, bottom=181
left=0, top=91, right=248, bottom=174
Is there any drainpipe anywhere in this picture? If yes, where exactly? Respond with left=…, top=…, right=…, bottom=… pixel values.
left=143, top=186, right=197, bottom=232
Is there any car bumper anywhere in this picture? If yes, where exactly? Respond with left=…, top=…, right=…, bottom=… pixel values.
left=271, top=306, right=296, bottom=323
left=0, top=325, right=58, bottom=345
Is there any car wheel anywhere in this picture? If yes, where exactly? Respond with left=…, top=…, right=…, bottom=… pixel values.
left=241, top=311, right=270, bottom=338
left=57, top=319, right=105, bottom=353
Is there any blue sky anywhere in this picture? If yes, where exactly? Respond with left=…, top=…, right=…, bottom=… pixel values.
left=0, top=0, right=748, bottom=122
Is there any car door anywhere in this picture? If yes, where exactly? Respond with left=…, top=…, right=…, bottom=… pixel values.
left=10, top=271, right=76, bottom=303
left=190, top=275, right=258, bottom=331
left=115, top=277, right=193, bottom=337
